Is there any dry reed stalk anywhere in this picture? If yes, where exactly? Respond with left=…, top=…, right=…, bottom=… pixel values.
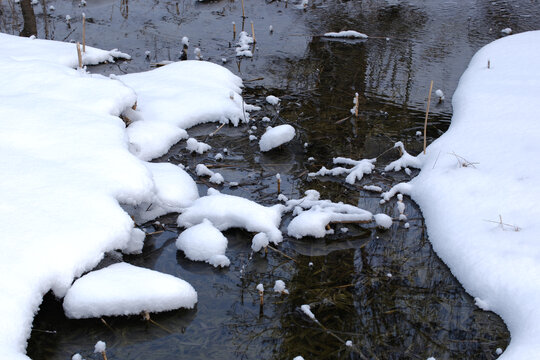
left=232, top=22, right=236, bottom=38
left=101, top=351, right=108, bottom=360
left=277, top=177, right=281, bottom=193
left=354, top=93, right=359, bottom=117
left=251, top=21, right=256, bottom=43
left=423, top=80, right=433, bottom=154
left=209, top=123, right=225, bottom=137
left=82, top=13, right=86, bottom=52
left=267, top=245, right=297, bottom=263
left=258, top=290, right=264, bottom=305
left=76, top=42, right=82, bottom=68
left=241, top=0, right=245, bottom=18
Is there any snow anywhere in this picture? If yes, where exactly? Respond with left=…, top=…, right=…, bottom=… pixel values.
left=0, top=34, right=254, bottom=360
left=195, top=164, right=225, bottom=184
left=363, top=185, right=382, bottom=193
left=257, top=284, right=264, bottom=293
left=309, top=157, right=376, bottom=184
left=374, top=214, right=392, bottom=229
left=345, top=340, right=353, bottom=347
left=236, top=31, right=254, bottom=57
left=123, top=162, right=199, bottom=223
left=94, top=341, right=106, bottom=354
left=293, top=357, right=305, bottom=360
left=300, top=304, right=316, bottom=320
left=186, top=137, right=211, bottom=154
left=118, top=60, right=256, bottom=159
left=71, top=354, right=82, bottom=360
left=266, top=95, right=280, bottom=105
left=63, top=263, right=197, bottom=318
left=252, top=232, right=269, bottom=252
left=404, top=31, right=540, bottom=359
left=0, top=33, right=129, bottom=68
left=501, top=28, right=512, bottom=35
left=285, top=190, right=373, bottom=238
left=435, top=89, right=445, bottom=101
left=177, top=189, right=284, bottom=245
left=273, top=280, right=289, bottom=294
left=323, top=30, right=368, bottom=39
left=259, top=124, right=296, bottom=151
left=384, top=142, right=422, bottom=172
left=176, top=219, right=230, bottom=267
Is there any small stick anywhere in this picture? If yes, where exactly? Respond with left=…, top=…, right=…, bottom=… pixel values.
left=488, top=59, right=490, bottom=69
left=277, top=177, right=281, bottom=193
left=267, top=245, right=298, bottom=263
left=251, top=21, right=256, bottom=43
left=209, top=123, right=226, bottom=137
left=82, top=13, right=86, bottom=52
left=241, top=0, right=245, bottom=18
left=101, top=352, right=108, bottom=360
left=423, top=80, right=433, bottom=154
left=76, top=42, right=82, bottom=69
left=354, top=93, right=359, bottom=117
left=232, top=21, right=236, bottom=38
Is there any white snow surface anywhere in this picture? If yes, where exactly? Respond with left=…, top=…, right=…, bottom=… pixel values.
left=176, top=219, right=230, bottom=267
left=384, top=142, right=422, bottom=172
left=124, top=162, right=200, bottom=223
left=285, top=190, right=373, bottom=238
left=259, top=124, right=296, bottom=152
left=186, top=137, right=211, bottom=154
left=63, top=263, right=197, bottom=318
left=309, top=157, right=376, bottom=184
left=374, top=214, right=393, bottom=229
left=323, top=30, right=368, bottom=39
left=0, top=34, right=247, bottom=359
left=118, top=60, right=255, bottom=160
left=236, top=31, right=254, bottom=57
left=407, top=31, right=540, bottom=359
left=0, top=32, right=130, bottom=68
left=266, top=95, right=280, bottom=105
left=300, top=304, right=316, bottom=320
left=177, top=189, right=284, bottom=245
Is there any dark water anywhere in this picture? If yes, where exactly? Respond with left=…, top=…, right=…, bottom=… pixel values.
left=4, top=0, right=540, bottom=359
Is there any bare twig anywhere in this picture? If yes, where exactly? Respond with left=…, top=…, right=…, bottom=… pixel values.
left=423, top=80, right=433, bottom=154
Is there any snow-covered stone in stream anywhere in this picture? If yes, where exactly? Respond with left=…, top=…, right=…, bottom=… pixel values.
left=176, top=219, right=230, bottom=267
left=63, top=263, right=197, bottom=318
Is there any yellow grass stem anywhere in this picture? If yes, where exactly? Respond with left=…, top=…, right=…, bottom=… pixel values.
left=423, top=80, right=433, bottom=154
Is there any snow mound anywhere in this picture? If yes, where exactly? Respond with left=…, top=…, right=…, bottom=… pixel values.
left=285, top=190, right=373, bottom=238
left=236, top=31, right=254, bottom=57
left=323, top=30, right=368, bottom=39
left=0, top=32, right=130, bottom=68
left=63, top=263, right=197, bottom=318
left=176, top=219, right=230, bottom=267
left=177, top=189, right=284, bottom=244
left=124, top=162, right=199, bottom=223
left=186, top=137, right=211, bottom=154
left=407, top=31, right=540, bottom=359
left=119, top=61, right=256, bottom=160
left=259, top=124, right=296, bottom=152
left=384, top=142, right=422, bottom=172
left=309, top=157, right=376, bottom=184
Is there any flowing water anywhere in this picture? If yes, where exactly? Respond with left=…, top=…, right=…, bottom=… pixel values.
left=3, top=0, right=540, bottom=359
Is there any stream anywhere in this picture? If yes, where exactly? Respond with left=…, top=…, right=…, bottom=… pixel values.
left=3, top=0, right=540, bottom=359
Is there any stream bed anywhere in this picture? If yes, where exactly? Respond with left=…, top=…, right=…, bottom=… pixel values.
left=4, top=0, right=540, bottom=359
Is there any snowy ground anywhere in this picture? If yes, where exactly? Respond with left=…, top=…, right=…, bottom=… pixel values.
left=400, top=31, right=540, bottom=359
left=2, top=27, right=540, bottom=359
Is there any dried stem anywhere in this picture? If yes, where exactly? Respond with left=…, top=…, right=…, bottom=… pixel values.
left=423, top=80, right=433, bottom=154
left=251, top=21, right=256, bottom=43
left=76, top=42, right=82, bottom=69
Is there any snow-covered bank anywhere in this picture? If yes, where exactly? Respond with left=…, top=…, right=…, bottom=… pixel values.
left=0, top=32, right=251, bottom=360
left=405, top=31, right=540, bottom=359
